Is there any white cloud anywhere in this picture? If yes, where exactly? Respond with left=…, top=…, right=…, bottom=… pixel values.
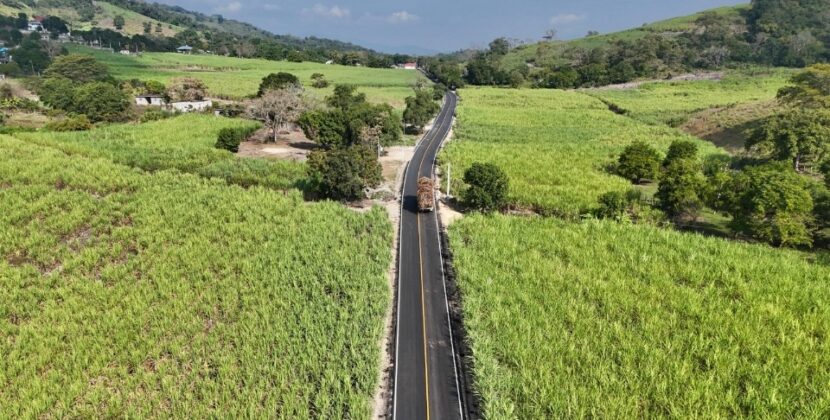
left=215, top=1, right=243, bottom=13
left=549, top=13, right=585, bottom=25
left=303, top=4, right=351, bottom=19
left=387, top=11, right=419, bottom=24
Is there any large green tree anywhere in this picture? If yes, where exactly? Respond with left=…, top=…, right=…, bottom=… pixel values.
left=403, top=88, right=440, bottom=133
left=44, top=54, right=111, bottom=84
left=307, top=145, right=382, bottom=201
left=617, top=141, right=661, bottom=183
left=777, top=64, right=830, bottom=109
left=747, top=109, right=830, bottom=172
left=725, top=163, right=815, bottom=247
left=71, top=82, right=131, bottom=123
left=656, top=141, right=706, bottom=222
left=463, top=162, right=510, bottom=213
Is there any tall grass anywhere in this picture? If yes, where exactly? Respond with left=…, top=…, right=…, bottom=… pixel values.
left=0, top=136, right=392, bottom=417
left=441, top=88, right=723, bottom=216
left=14, top=114, right=306, bottom=190
left=450, top=215, right=830, bottom=419
left=588, top=68, right=794, bottom=126
left=71, top=45, right=427, bottom=106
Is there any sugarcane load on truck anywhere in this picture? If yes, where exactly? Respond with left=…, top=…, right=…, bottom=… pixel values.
left=417, top=177, right=435, bottom=212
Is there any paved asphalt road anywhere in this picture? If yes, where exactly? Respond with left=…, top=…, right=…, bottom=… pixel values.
left=393, top=92, right=463, bottom=420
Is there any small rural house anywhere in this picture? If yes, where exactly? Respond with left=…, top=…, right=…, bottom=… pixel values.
left=120, top=49, right=131, bottom=55
left=402, top=62, right=417, bottom=70
left=27, top=21, right=43, bottom=32
left=171, top=100, right=212, bottom=113
left=176, top=45, right=193, bottom=54
left=135, top=94, right=166, bottom=107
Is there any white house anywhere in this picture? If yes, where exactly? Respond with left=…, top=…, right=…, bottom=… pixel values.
left=171, top=100, right=213, bottom=113
left=27, top=21, right=43, bottom=32
left=402, top=62, right=417, bottom=70
left=176, top=45, right=193, bottom=54
left=135, top=94, right=166, bottom=107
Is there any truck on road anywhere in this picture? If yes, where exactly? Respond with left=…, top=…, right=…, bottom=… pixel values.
left=417, top=177, right=435, bottom=212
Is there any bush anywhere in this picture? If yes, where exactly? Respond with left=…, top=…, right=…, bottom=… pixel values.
left=664, top=140, right=699, bottom=165
left=140, top=108, right=174, bottom=123
left=215, top=126, right=258, bottom=153
left=617, top=141, right=661, bottom=183
left=257, top=72, right=301, bottom=96
left=463, top=162, right=509, bottom=212
left=597, top=190, right=630, bottom=220
left=45, top=115, right=92, bottom=132
left=71, top=82, right=131, bottom=123
left=311, top=73, right=329, bottom=89
left=307, top=145, right=382, bottom=200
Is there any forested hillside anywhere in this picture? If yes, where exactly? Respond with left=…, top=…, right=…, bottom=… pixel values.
left=0, top=0, right=382, bottom=63
left=423, top=0, right=830, bottom=89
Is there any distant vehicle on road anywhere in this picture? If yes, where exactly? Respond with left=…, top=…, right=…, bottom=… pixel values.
left=417, top=177, right=435, bottom=212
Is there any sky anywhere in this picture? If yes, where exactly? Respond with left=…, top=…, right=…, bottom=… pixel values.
left=154, top=0, right=749, bottom=54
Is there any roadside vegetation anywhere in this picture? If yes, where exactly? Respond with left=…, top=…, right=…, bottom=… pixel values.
left=450, top=215, right=830, bottom=418
left=0, top=136, right=392, bottom=417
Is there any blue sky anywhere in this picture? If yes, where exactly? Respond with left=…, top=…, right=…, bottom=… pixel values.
left=155, top=0, right=748, bottom=54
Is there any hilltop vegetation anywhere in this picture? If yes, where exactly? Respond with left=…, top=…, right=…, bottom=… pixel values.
left=0, top=135, right=392, bottom=417
left=424, top=1, right=829, bottom=90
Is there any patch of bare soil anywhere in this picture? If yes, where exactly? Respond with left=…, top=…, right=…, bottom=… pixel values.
left=236, top=125, right=318, bottom=161
left=681, top=99, right=778, bottom=153
left=594, top=71, right=726, bottom=91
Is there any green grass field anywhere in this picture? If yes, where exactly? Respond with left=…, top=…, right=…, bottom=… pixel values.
left=14, top=114, right=306, bottom=191
left=441, top=87, right=722, bottom=216
left=0, top=134, right=392, bottom=417
left=450, top=215, right=830, bottom=418
left=71, top=46, right=427, bottom=106
left=587, top=68, right=794, bottom=127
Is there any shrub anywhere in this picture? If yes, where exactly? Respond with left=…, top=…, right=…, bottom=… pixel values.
left=617, top=141, right=661, bottom=183
left=257, top=72, right=301, bottom=96
left=311, top=73, right=329, bottom=89
left=0, top=84, right=12, bottom=100
left=45, top=115, right=92, bottom=132
left=71, top=82, right=131, bottom=123
left=463, top=162, right=509, bottom=212
left=663, top=140, right=699, bottom=165
left=215, top=126, right=258, bottom=153
left=307, top=145, right=382, bottom=200
left=597, top=190, right=630, bottom=220
left=140, top=108, right=174, bottom=123
left=167, top=77, right=207, bottom=102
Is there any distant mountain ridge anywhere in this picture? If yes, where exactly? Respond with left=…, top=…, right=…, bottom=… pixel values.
left=0, top=0, right=373, bottom=53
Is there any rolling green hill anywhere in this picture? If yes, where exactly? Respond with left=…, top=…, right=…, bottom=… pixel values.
left=0, top=0, right=370, bottom=53
left=501, top=5, right=749, bottom=71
